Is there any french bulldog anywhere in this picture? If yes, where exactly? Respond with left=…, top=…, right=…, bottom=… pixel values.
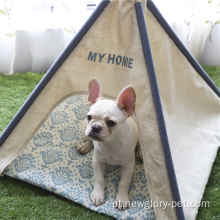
left=77, top=78, right=142, bottom=210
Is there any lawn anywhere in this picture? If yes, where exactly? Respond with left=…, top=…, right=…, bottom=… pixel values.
left=0, top=68, right=219, bottom=219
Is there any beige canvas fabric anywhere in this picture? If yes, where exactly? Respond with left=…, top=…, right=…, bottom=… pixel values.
left=0, top=0, right=219, bottom=219
left=145, top=8, right=220, bottom=220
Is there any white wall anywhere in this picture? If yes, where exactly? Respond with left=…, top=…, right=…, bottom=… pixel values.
left=0, top=0, right=219, bottom=74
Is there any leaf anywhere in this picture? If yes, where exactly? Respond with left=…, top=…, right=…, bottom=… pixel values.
left=205, top=20, right=210, bottom=24
left=5, top=33, right=15, bottom=37
left=214, top=20, right=220, bottom=25
left=64, top=28, right=73, bottom=33
left=62, top=2, right=67, bottom=10
left=0, top=10, right=7, bottom=15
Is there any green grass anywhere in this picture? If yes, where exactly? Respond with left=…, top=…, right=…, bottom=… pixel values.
left=0, top=68, right=219, bottom=219
left=203, top=66, right=220, bottom=88
left=0, top=177, right=111, bottom=220
left=0, top=73, right=44, bottom=133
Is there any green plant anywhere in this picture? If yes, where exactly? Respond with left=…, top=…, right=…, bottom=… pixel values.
left=0, top=0, right=14, bottom=37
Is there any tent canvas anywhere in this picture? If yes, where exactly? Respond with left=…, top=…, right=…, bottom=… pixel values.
left=0, top=0, right=219, bottom=219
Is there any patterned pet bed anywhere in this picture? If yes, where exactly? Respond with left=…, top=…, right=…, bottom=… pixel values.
left=3, top=94, right=155, bottom=220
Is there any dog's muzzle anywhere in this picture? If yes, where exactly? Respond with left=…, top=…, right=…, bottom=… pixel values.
left=88, top=125, right=103, bottom=141
left=91, top=125, right=102, bottom=133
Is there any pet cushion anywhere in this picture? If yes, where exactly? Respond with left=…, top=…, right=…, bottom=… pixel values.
left=3, top=94, right=155, bottom=220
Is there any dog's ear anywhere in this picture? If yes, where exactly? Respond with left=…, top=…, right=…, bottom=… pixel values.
left=88, top=78, right=102, bottom=105
left=116, top=86, right=136, bottom=117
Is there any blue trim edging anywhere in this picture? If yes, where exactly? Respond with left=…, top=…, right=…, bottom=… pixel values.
left=147, top=0, right=220, bottom=98
left=135, top=2, right=185, bottom=220
left=0, top=0, right=110, bottom=147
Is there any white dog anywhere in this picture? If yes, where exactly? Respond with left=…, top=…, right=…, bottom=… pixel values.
left=77, top=78, right=142, bottom=210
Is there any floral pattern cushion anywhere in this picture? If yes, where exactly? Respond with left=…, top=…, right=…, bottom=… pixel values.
left=3, top=94, right=155, bottom=220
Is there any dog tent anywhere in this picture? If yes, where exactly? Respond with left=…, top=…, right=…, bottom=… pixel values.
left=0, top=0, right=219, bottom=219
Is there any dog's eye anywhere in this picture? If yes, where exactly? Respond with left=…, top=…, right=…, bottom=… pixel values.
left=87, top=115, right=92, bottom=121
left=107, top=120, right=116, bottom=127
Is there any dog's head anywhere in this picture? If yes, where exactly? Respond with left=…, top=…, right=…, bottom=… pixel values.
left=85, top=78, right=136, bottom=142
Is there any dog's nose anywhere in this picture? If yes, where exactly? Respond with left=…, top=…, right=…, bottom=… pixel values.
left=91, top=125, right=102, bottom=133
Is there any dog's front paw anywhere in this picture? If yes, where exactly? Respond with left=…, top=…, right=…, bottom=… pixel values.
left=77, top=141, right=93, bottom=154
left=90, top=188, right=105, bottom=206
left=114, top=193, right=130, bottom=211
